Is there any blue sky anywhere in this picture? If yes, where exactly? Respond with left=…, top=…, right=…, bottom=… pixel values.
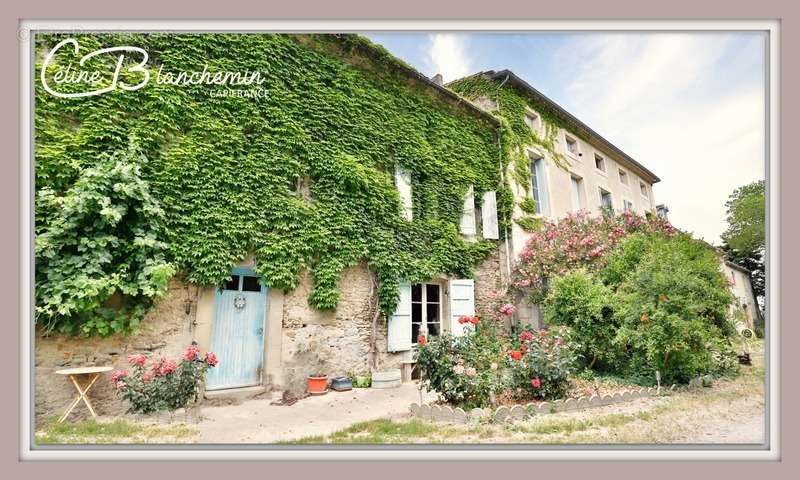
left=365, top=32, right=767, bottom=244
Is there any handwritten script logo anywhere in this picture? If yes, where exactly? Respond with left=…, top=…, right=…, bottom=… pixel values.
left=41, top=38, right=150, bottom=99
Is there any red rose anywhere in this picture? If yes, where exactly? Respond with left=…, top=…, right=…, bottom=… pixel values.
left=510, top=350, right=522, bottom=361
left=417, top=335, right=427, bottom=346
left=127, top=354, right=147, bottom=367
left=469, top=316, right=479, bottom=326
left=205, top=351, right=218, bottom=367
left=531, top=378, right=541, bottom=389
left=519, top=331, right=534, bottom=342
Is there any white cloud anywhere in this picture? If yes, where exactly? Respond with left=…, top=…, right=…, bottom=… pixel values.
left=552, top=33, right=765, bottom=244
left=426, top=34, right=472, bottom=82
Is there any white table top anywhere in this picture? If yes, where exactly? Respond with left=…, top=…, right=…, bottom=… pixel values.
left=55, top=366, right=114, bottom=376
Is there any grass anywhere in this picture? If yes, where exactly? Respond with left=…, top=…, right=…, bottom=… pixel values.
left=35, top=416, right=199, bottom=444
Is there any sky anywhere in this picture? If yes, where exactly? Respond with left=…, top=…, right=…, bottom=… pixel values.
left=365, top=32, right=767, bottom=245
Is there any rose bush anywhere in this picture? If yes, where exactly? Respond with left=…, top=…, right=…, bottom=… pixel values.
left=416, top=315, right=578, bottom=407
left=111, top=345, right=218, bottom=414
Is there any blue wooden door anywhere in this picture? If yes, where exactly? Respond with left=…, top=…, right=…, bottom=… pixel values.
left=206, top=268, right=267, bottom=390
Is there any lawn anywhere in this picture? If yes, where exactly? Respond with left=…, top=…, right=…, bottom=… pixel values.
left=35, top=417, right=199, bottom=444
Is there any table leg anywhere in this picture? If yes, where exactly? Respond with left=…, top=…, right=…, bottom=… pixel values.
left=59, top=373, right=101, bottom=423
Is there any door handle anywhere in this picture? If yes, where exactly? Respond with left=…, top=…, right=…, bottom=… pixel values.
left=257, top=327, right=264, bottom=335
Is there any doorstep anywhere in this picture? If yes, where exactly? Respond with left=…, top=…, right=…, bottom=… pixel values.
left=204, top=385, right=267, bottom=401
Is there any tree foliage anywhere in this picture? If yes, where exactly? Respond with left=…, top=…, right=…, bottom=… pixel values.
left=720, top=180, right=765, bottom=302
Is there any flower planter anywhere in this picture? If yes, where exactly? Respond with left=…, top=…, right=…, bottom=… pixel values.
left=307, top=375, right=328, bottom=395
left=331, top=376, right=353, bottom=391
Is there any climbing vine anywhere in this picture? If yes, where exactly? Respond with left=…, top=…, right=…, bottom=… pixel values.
left=35, top=33, right=503, bottom=335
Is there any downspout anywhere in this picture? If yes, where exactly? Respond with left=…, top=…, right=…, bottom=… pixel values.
left=496, top=74, right=512, bottom=281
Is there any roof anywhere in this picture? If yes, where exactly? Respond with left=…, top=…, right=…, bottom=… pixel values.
left=725, top=260, right=753, bottom=275
left=450, top=70, right=661, bottom=184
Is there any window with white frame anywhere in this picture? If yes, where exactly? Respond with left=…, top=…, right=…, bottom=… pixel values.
left=599, top=188, right=613, bottom=209
left=595, top=154, right=606, bottom=172
left=529, top=153, right=549, bottom=215
left=411, top=283, right=441, bottom=344
left=640, top=181, right=648, bottom=197
left=524, top=111, right=540, bottom=131
left=565, top=135, right=579, bottom=156
left=623, top=199, right=634, bottom=212
left=618, top=168, right=628, bottom=185
left=570, top=175, right=584, bottom=211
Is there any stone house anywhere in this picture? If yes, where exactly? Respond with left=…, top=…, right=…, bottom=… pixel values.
left=41, top=36, right=755, bottom=421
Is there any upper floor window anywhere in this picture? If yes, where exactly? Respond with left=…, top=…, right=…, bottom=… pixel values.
left=394, top=165, right=413, bottom=221
left=599, top=188, right=613, bottom=209
left=524, top=111, right=540, bottom=131
left=570, top=176, right=584, bottom=211
left=640, top=181, right=648, bottom=197
left=565, top=135, right=579, bottom=156
left=530, top=153, right=549, bottom=215
left=595, top=154, right=606, bottom=172
left=618, top=168, right=628, bottom=185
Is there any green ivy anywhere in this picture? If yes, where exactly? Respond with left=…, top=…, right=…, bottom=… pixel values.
left=35, top=33, right=505, bottom=335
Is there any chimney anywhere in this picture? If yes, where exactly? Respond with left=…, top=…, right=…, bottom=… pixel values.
left=431, top=73, right=444, bottom=86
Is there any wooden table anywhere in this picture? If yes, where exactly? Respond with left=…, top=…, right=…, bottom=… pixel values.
left=55, top=366, right=114, bottom=423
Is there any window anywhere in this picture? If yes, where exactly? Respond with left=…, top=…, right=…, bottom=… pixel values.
left=529, top=153, right=549, bottom=215
left=411, top=283, right=442, bottom=344
left=394, top=165, right=413, bottom=221
left=223, top=275, right=241, bottom=291
left=640, top=181, right=648, bottom=196
left=595, top=154, right=606, bottom=172
left=618, top=168, right=628, bottom=185
left=599, top=188, right=613, bottom=209
left=570, top=176, right=584, bottom=211
left=524, top=111, right=540, bottom=131
left=623, top=199, right=634, bottom=212
left=565, top=135, right=579, bottom=156
left=242, top=276, right=261, bottom=292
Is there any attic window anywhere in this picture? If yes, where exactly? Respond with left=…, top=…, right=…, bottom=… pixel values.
left=595, top=154, right=606, bottom=172
left=565, top=135, right=579, bottom=156
left=524, top=111, right=540, bottom=131
left=618, top=169, right=628, bottom=185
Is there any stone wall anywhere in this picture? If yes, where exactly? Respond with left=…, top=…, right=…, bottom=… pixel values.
left=473, top=244, right=511, bottom=326
left=34, top=279, right=195, bottom=422
left=279, top=265, right=404, bottom=395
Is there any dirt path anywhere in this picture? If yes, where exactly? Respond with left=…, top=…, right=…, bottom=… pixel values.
left=195, top=383, right=437, bottom=443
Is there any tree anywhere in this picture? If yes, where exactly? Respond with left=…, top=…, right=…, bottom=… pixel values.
left=720, top=180, right=765, bottom=304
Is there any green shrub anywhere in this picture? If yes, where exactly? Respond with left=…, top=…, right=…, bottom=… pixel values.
left=610, top=233, right=737, bottom=382
left=542, top=270, right=617, bottom=370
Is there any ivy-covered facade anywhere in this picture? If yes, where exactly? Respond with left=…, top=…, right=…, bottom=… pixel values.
left=34, top=34, right=672, bottom=408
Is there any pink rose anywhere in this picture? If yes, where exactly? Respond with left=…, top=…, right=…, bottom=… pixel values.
left=490, top=362, right=498, bottom=370
left=205, top=351, right=218, bottom=367
left=111, top=369, right=128, bottom=383
left=142, top=371, right=154, bottom=382
left=183, top=345, right=200, bottom=361
left=453, top=365, right=465, bottom=375
left=465, top=367, right=477, bottom=377
left=127, top=354, right=147, bottom=367
left=531, top=378, right=541, bottom=389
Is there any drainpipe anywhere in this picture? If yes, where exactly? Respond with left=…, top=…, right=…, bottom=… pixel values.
left=496, top=74, right=513, bottom=281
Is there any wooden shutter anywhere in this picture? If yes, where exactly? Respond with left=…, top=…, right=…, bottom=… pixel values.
left=395, top=165, right=413, bottom=221
left=387, top=282, right=412, bottom=352
left=481, top=190, right=499, bottom=239
left=449, top=278, right=475, bottom=336
left=459, top=185, right=476, bottom=236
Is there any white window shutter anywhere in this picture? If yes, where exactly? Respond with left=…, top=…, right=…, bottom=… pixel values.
left=449, top=278, right=475, bottom=336
left=459, top=185, right=476, bottom=236
left=481, top=190, right=499, bottom=239
left=395, top=165, right=413, bottom=221
left=387, top=282, right=412, bottom=352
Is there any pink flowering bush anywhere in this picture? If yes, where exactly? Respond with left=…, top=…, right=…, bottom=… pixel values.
left=513, top=210, right=675, bottom=302
left=111, top=345, right=218, bottom=414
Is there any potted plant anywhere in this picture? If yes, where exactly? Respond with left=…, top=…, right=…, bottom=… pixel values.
left=307, top=373, right=328, bottom=395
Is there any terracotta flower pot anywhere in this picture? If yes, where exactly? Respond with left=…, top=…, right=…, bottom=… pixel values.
left=307, top=375, right=328, bottom=395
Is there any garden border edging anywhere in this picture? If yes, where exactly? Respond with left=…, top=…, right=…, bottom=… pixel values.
left=408, top=385, right=676, bottom=424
